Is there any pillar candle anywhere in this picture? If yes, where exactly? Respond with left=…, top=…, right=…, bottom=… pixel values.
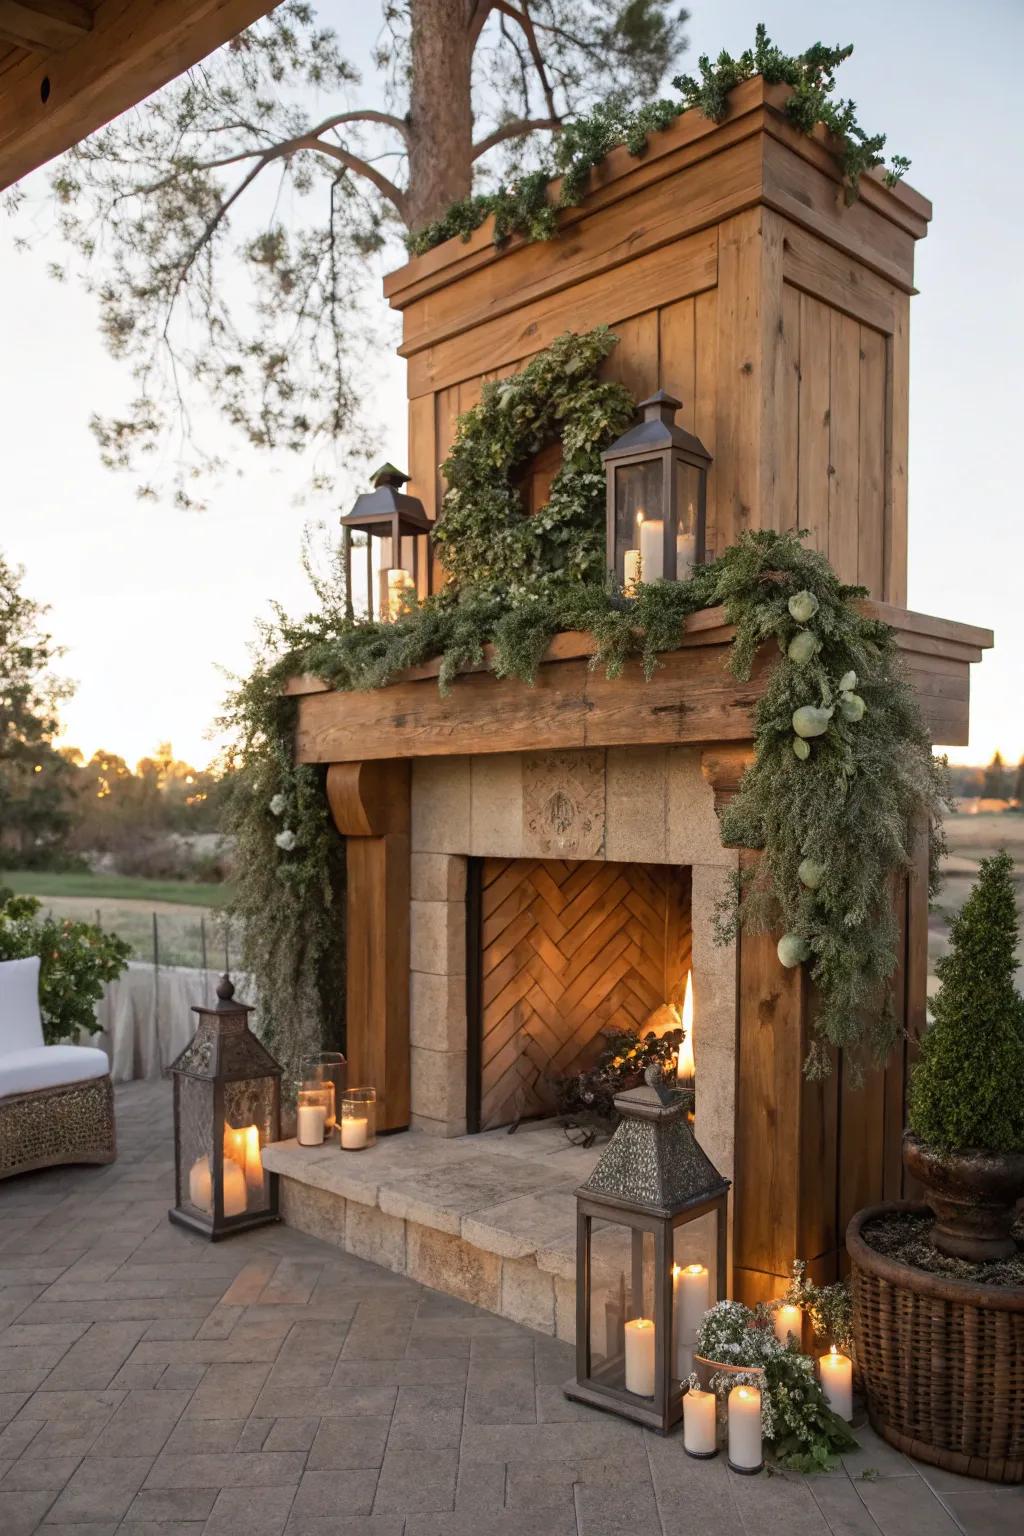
left=297, top=1103, right=326, bottom=1146
left=727, top=1385, right=763, bottom=1472
left=340, top=1115, right=369, bottom=1150
left=672, top=1263, right=709, bottom=1377
left=683, top=1386, right=717, bottom=1457
left=773, top=1303, right=802, bottom=1347
left=242, top=1125, right=263, bottom=1200
left=222, top=1157, right=247, bottom=1218
left=384, top=567, right=415, bottom=620
left=638, top=516, right=664, bottom=582
left=676, top=529, right=697, bottom=577
left=188, top=1155, right=212, bottom=1213
left=624, top=1317, right=656, bottom=1396
left=623, top=549, right=642, bottom=592
left=820, top=1346, right=853, bottom=1421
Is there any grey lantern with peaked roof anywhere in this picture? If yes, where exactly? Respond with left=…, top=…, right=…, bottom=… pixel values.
left=169, top=976, right=282, bottom=1241
left=602, top=390, right=712, bottom=592
left=340, top=463, right=432, bottom=622
left=565, top=1072, right=729, bottom=1434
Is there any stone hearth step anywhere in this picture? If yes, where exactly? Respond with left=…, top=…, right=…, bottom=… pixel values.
left=261, top=1120, right=601, bottom=1340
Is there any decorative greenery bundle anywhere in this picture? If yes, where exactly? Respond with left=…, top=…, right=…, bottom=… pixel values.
left=408, top=25, right=908, bottom=256
left=225, top=325, right=946, bottom=1082
left=907, top=850, right=1024, bottom=1154
left=552, top=1024, right=682, bottom=1130
left=0, top=890, right=130, bottom=1043
left=781, top=1259, right=853, bottom=1354
left=696, top=1300, right=858, bottom=1471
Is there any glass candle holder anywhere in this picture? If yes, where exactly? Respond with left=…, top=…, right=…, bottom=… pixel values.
left=340, top=1088, right=376, bottom=1150
left=300, top=1052, right=346, bottom=1130
left=296, top=1085, right=332, bottom=1146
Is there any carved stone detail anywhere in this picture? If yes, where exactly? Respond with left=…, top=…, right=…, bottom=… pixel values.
left=522, top=750, right=606, bottom=858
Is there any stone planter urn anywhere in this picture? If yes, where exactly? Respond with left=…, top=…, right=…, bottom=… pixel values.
left=903, top=1131, right=1024, bottom=1262
left=848, top=1202, right=1024, bottom=1484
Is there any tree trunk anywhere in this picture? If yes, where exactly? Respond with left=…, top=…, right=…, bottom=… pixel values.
left=405, top=0, right=474, bottom=231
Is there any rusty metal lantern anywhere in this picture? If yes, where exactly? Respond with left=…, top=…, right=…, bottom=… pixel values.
left=602, top=391, right=711, bottom=592
left=169, top=976, right=281, bottom=1240
left=565, top=1072, right=729, bottom=1433
left=340, top=463, right=432, bottom=621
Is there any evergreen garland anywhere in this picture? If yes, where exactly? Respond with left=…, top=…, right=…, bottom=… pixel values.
left=226, top=327, right=946, bottom=1081
left=407, top=25, right=908, bottom=257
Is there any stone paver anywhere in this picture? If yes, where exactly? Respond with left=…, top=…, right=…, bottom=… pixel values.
left=1, top=1078, right=1022, bottom=1536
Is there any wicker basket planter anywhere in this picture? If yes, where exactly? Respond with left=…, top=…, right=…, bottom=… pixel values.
left=848, top=1202, right=1024, bottom=1484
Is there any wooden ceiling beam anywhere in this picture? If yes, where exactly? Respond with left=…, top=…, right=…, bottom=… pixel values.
left=0, top=0, right=274, bottom=191
left=0, top=0, right=92, bottom=53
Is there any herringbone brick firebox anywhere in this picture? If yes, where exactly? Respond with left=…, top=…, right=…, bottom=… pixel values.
left=469, top=858, right=692, bottom=1131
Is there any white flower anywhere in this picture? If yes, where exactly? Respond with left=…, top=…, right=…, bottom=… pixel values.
left=275, top=829, right=298, bottom=852
left=269, top=794, right=286, bottom=817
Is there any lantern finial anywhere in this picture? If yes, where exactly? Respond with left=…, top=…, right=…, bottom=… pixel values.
left=216, top=974, right=235, bottom=1006
left=638, top=389, right=683, bottom=426
left=371, top=463, right=410, bottom=489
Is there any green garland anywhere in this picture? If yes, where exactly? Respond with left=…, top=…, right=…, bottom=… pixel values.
left=226, top=326, right=946, bottom=1080
left=408, top=25, right=909, bottom=257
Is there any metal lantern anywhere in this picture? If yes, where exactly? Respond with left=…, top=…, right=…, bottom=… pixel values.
left=565, top=1072, right=729, bottom=1433
left=169, top=975, right=281, bottom=1240
left=602, top=390, right=711, bottom=591
left=340, top=463, right=432, bottom=621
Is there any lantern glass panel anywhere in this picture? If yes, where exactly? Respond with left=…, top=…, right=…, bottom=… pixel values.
left=673, top=459, right=703, bottom=577
left=613, top=461, right=664, bottom=586
left=176, top=1075, right=215, bottom=1217
left=221, top=1077, right=274, bottom=1218
left=671, top=1211, right=719, bottom=1380
left=586, top=1216, right=659, bottom=1398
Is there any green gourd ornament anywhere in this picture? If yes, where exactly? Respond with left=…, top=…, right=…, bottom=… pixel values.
left=798, top=858, right=825, bottom=890
left=787, top=630, right=819, bottom=665
left=792, top=704, right=833, bottom=738
left=839, top=670, right=857, bottom=693
left=840, top=692, right=866, bottom=722
left=792, top=736, right=810, bottom=761
left=788, top=591, right=819, bottom=624
left=777, top=932, right=811, bottom=968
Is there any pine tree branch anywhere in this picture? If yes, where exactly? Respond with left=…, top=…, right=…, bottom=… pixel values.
left=472, top=115, right=561, bottom=158
left=490, top=0, right=559, bottom=122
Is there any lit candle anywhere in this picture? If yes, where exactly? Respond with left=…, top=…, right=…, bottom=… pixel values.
left=676, top=971, right=695, bottom=1093
left=820, top=1345, right=853, bottom=1421
left=623, top=548, right=642, bottom=593
left=297, top=1103, right=327, bottom=1146
left=683, top=1385, right=717, bottom=1457
left=638, top=513, right=664, bottom=582
left=222, top=1158, right=247, bottom=1217
left=671, top=1262, right=709, bottom=1378
left=727, top=1384, right=763, bottom=1473
left=189, top=1156, right=212, bottom=1213
left=624, top=1317, right=656, bottom=1396
left=773, top=1303, right=802, bottom=1347
left=242, top=1125, right=263, bottom=1200
left=340, top=1115, right=369, bottom=1150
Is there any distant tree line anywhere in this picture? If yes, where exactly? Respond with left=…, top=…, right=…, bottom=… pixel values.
left=949, top=751, right=1024, bottom=805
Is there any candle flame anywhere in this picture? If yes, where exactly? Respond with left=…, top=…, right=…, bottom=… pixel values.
left=671, top=1263, right=681, bottom=1279
left=685, top=1263, right=704, bottom=1276
left=676, top=971, right=695, bottom=1083
left=830, top=1344, right=837, bottom=1358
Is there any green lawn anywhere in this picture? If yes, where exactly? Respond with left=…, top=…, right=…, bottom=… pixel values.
left=1, top=869, right=229, bottom=908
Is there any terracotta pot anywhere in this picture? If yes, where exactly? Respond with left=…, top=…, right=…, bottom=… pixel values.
left=903, top=1132, right=1024, bottom=1262
left=693, top=1354, right=765, bottom=1392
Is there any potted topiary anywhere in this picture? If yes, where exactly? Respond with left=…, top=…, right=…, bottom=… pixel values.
left=847, top=851, right=1024, bottom=1483
left=902, top=849, right=1024, bottom=1258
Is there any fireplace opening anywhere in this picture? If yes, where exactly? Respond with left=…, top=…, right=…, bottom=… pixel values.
left=466, top=857, right=692, bottom=1133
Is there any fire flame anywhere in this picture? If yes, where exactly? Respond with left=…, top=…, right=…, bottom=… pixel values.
left=676, top=971, right=695, bottom=1084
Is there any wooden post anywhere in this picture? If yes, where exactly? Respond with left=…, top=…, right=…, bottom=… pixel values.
left=326, top=761, right=411, bottom=1132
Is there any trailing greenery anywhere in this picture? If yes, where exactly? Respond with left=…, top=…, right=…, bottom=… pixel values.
left=226, top=326, right=945, bottom=1079
left=907, top=851, right=1024, bottom=1154
left=0, top=890, right=130, bottom=1044
left=781, top=1259, right=853, bottom=1354
left=408, top=24, right=908, bottom=255
left=696, top=1300, right=858, bottom=1471
left=552, top=1022, right=683, bottom=1133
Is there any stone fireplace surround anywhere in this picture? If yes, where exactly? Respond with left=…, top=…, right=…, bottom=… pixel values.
left=407, top=744, right=738, bottom=1186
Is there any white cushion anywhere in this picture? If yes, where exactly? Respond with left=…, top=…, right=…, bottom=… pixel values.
left=0, top=957, right=44, bottom=1054
left=0, top=1045, right=109, bottom=1098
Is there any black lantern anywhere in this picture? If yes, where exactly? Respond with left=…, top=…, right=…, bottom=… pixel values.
left=340, top=463, right=432, bottom=621
left=602, top=391, right=711, bottom=591
left=169, top=976, right=281, bottom=1240
left=565, top=1071, right=729, bottom=1433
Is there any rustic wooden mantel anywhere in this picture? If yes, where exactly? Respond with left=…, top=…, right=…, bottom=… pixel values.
left=284, top=601, right=992, bottom=764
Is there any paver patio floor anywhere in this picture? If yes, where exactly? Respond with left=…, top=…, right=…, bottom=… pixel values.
left=1, top=1079, right=1021, bottom=1536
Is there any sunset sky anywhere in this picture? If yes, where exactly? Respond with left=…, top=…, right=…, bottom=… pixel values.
left=1, top=0, right=1020, bottom=771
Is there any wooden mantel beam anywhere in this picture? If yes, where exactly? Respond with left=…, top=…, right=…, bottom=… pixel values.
left=0, top=1, right=92, bottom=54
left=0, top=0, right=275, bottom=192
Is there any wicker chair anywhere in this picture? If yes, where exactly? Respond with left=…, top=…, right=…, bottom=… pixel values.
left=0, top=957, right=116, bottom=1179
